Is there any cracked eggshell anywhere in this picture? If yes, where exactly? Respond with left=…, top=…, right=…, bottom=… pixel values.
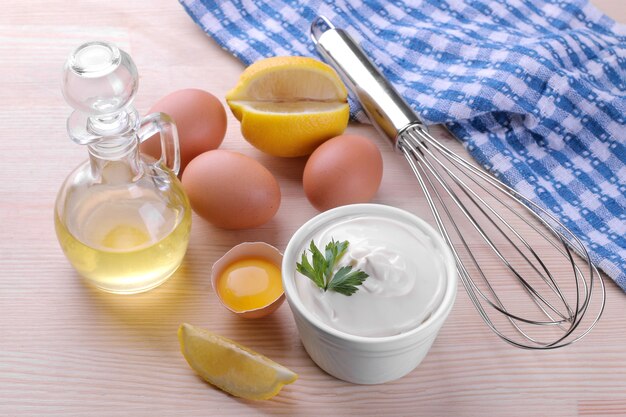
left=211, top=242, right=285, bottom=319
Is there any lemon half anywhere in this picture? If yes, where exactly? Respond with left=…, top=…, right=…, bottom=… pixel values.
left=226, top=56, right=349, bottom=157
left=178, top=323, right=297, bottom=400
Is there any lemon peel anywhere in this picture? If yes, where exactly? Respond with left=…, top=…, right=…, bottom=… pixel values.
left=178, top=323, right=297, bottom=400
left=226, top=56, right=349, bottom=157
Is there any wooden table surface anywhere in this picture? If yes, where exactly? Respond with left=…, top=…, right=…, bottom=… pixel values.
left=1, top=1, right=625, bottom=416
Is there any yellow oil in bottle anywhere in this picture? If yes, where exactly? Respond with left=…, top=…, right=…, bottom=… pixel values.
left=56, top=41, right=193, bottom=294
left=55, top=187, right=191, bottom=294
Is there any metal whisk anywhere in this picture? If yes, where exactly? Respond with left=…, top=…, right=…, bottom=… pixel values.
left=311, top=16, right=605, bottom=349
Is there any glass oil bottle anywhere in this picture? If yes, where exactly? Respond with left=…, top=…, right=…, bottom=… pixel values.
left=55, top=41, right=191, bottom=294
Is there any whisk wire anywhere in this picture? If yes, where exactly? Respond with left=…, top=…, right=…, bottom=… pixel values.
left=399, top=125, right=605, bottom=349
left=404, top=128, right=566, bottom=319
left=401, top=143, right=549, bottom=346
left=409, top=127, right=588, bottom=310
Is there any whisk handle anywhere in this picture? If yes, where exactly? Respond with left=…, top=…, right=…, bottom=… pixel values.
left=310, top=16, right=424, bottom=148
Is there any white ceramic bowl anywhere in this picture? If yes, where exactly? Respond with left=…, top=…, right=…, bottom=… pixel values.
left=282, top=204, right=457, bottom=384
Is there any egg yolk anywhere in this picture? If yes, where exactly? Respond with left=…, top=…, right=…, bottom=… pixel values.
left=216, top=258, right=283, bottom=312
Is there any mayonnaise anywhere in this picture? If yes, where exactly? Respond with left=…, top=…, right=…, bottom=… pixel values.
left=294, top=215, right=447, bottom=337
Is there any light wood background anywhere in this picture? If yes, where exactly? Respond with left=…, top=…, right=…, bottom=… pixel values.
left=1, top=1, right=625, bottom=416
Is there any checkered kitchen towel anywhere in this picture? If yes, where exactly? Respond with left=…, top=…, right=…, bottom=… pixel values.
left=180, top=0, right=626, bottom=290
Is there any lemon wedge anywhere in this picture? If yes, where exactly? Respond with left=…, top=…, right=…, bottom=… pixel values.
left=226, top=56, right=350, bottom=157
left=178, top=323, right=297, bottom=400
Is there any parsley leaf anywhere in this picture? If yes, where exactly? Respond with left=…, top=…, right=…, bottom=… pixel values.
left=296, top=239, right=369, bottom=296
left=326, top=266, right=369, bottom=296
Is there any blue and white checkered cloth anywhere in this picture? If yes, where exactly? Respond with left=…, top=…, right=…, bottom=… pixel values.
left=180, top=0, right=626, bottom=291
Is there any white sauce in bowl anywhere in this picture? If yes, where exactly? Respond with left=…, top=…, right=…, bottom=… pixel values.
left=294, top=215, right=447, bottom=337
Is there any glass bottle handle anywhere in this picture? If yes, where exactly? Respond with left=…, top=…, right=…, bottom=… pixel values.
left=138, top=112, right=181, bottom=175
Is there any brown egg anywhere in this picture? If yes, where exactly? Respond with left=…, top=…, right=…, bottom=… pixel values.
left=141, top=89, right=227, bottom=174
left=182, top=150, right=281, bottom=229
left=303, top=134, right=383, bottom=211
